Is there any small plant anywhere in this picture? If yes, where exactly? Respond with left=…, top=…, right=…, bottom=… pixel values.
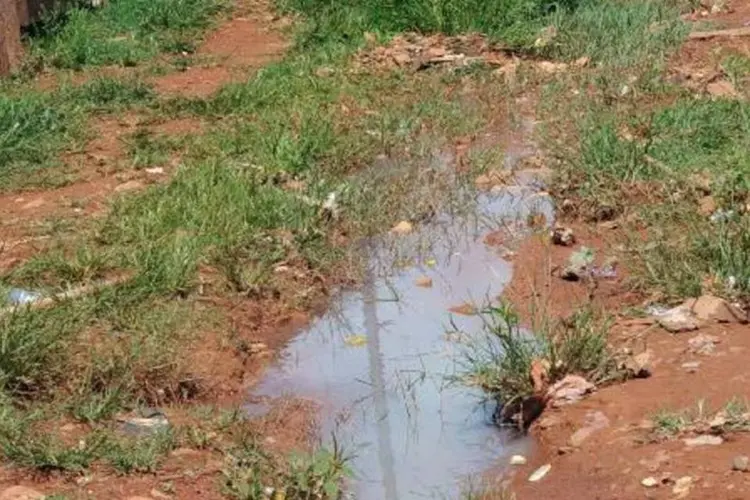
left=105, top=430, right=176, bottom=475
left=460, top=302, right=619, bottom=415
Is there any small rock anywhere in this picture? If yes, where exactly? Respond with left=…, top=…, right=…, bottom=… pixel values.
left=145, top=167, right=165, bottom=175
left=537, top=61, right=568, bottom=73
left=569, top=411, right=610, bottom=447
left=510, top=455, right=527, bottom=465
left=641, top=477, right=658, bottom=488
left=699, top=195, right=717, bottom=216
left=681, top=361, right=701, bottom=372
left=623, top=349, right=653, bottom=378
left=654, top=306, right=699, bottom=333
left=672, top=476, right=693, bottom=498
left=683, top=295, right=747, bottom=323
left=151, top=489, right=172, bottom=500
left=21, top=198, right=45, bottom=210
left=574, top=56, right=590, bottom=67
left=732, top=455, right=749, bottom=472
left=115, top=180, right=145, bottom=193
left=0, top=487, right=45, bottom=500
left=390, top=220, right=413, bottom=235
left=688, top=333, right=720, bottom=355
left=392, top=52, right=411, bottom=65
left=551, top=226, right=575, bottom=246
left=546, top=375, right=595, bottom=407
left=684, top=435, right=723, bottom=447
left=528, top=464, right=551, bottom=482
left=706, top=79, right=737, bottom=97
left=118, top=410, right=169, bottom=437
left=415, top=276, right=433, bottom=288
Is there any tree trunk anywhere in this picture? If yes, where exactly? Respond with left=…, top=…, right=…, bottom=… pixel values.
left=0, top=0, right=22, bottom=75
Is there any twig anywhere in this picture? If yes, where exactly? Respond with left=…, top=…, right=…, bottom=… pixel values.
left=689, top=27, right=750, bottom=40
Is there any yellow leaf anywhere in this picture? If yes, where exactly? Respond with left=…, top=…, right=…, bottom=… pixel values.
left=343, top=334, right=368, bottom=347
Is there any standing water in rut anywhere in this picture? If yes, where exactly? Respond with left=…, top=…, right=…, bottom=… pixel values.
left=249, top=131, right=553, bottom=499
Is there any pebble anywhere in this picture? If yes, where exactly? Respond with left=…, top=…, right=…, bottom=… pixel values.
left=733, top=455, right=749, bottom=472
left=688, top=333, right=720, bottom=355
left=528, top=464, right=551, bottom=482
left=145, top=167, right=165, bottom=175
left=114, top=180, right=145, bottom=193
left=655, top=306, right=699, bottom=333
left=641, top=477, right=658, bottom=488
left=0, top=487, right=45, bottom=500
left=681, top=361, right=701, bottom=372
left=509, top=455, right=527, bottom=465
left=673, top=476, right=693, bottom=498
left=551, top=226, right=575, bottom=246
left=684, top=435, right=723, bottom=447
left=118, top=409, right=169, bottom=436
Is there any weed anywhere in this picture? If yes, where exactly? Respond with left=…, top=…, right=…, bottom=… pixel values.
left=124, top=127, right=178, bottom=168
left=106, top=430, right=176, bottom=474
left=65, top=76, right=157, bottom=110
left=222, top=438, right=351, bottom=500
left=461, top=303, right=618, bottom=407
left=650, top=399, right=750, bottom=440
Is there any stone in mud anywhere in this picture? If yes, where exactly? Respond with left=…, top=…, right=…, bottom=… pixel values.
left=641, top=477, right=658, bottom=488
left=414, top=276, right=433, bottom=288
left=528, top=464, right=551, bottom=482
left=699, top=195, right=717, bottom=216
left=654, top=306, right=699, bottom=333
left=114, top=180, right=145, bottom=193
left=390, top=220, right=413, bottom=235
left=0, top=487, right=45, bottom=500
left=706, top=79, right=737, bottom=97
left=683, top=435, right=723, bottom=447
left=569, top=410, right=610, bottom=447
left=672, top=476, right=693, bottom=498
left=683, top=295, right=747, bottom=324
left=546, top=375, right=595, bottom=407
left=510, top=454, right=527, bottom=465
left=732, top=455, right=749, bottom=472
left=622, top=349, right=653, bottom=379
left=681, top=361, right=701, bottom=372
left=550, top=226, right=575, bottom=246
left=688, top=333, right=720, bottom=355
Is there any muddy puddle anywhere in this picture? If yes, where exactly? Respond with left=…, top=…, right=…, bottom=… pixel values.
left=248, top=123, right=553, bottom=499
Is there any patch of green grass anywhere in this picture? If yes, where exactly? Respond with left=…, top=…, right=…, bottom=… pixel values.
left=650, top=398, right=750, bottom=439
left=64, top=76, right=157, bottom=110
left=222, top=438, right=351, bottom=500
left=0, top=91, right=86, bottom=185
left=27, top=0, right=230, bottom=69
left=124, top=127, right=180, bottom=168
left=106, top=430, right=176, bottom=474
left=460, top=303, right=620, bottom=409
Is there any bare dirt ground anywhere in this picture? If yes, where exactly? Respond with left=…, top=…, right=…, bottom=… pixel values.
left=500, top=5, right=750, bottom=496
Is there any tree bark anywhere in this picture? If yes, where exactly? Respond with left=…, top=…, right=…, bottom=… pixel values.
left=0, top=0, right=23, bottom=75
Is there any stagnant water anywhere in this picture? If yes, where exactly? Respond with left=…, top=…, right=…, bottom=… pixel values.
left=248, top=127, right=553, bottom=499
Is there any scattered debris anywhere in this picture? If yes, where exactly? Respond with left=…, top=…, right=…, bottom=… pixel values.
left=561, top=247, right=594, bottom=281
left=683, top=435, right=723, bottom=447
left=641, top=477, right=659, bottom=488
left=710, top=208, right=735, bottom=223
left=448, top=303, right=477, bottom=316
left=321, top=192, right=340, bottom=220
left=528, top=464, right=551, bottom=482
left=343, top=335, right=368, bottom=347
left=118, top=409, right=170, bottom=437
left=390, top=220, right=413, bottom=235
left=414, top=276, right=433, bottom=288
left=672, top=476, right=693, bottom=498
left=683, top=295, right=747, bottom=324
left=354, top=33, right=510, bottom=72
left=510, top=455, right=527, bottom=466
left=546, top=375, right=595, bottom=407
left=569, top=411, right=610, bottom=447
left=536, top=61, right=568, bottom=74
left=550, top=226, right=575, bottom=246
left=591, top=264, right=617, bottom=279
left=145, top=167, right=165, bottom=175
left=732, top=455, right=749, bottom=472
left=652, top=305, right=700, bottom=333
left=5, top=288, right=42, bottom=306
left=688, top=333, right=720, bottom=355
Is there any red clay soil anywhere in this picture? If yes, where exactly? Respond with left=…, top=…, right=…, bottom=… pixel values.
left=498, top=224, right=750, bottom=500
left=153, top=10, right=287, bottom=97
